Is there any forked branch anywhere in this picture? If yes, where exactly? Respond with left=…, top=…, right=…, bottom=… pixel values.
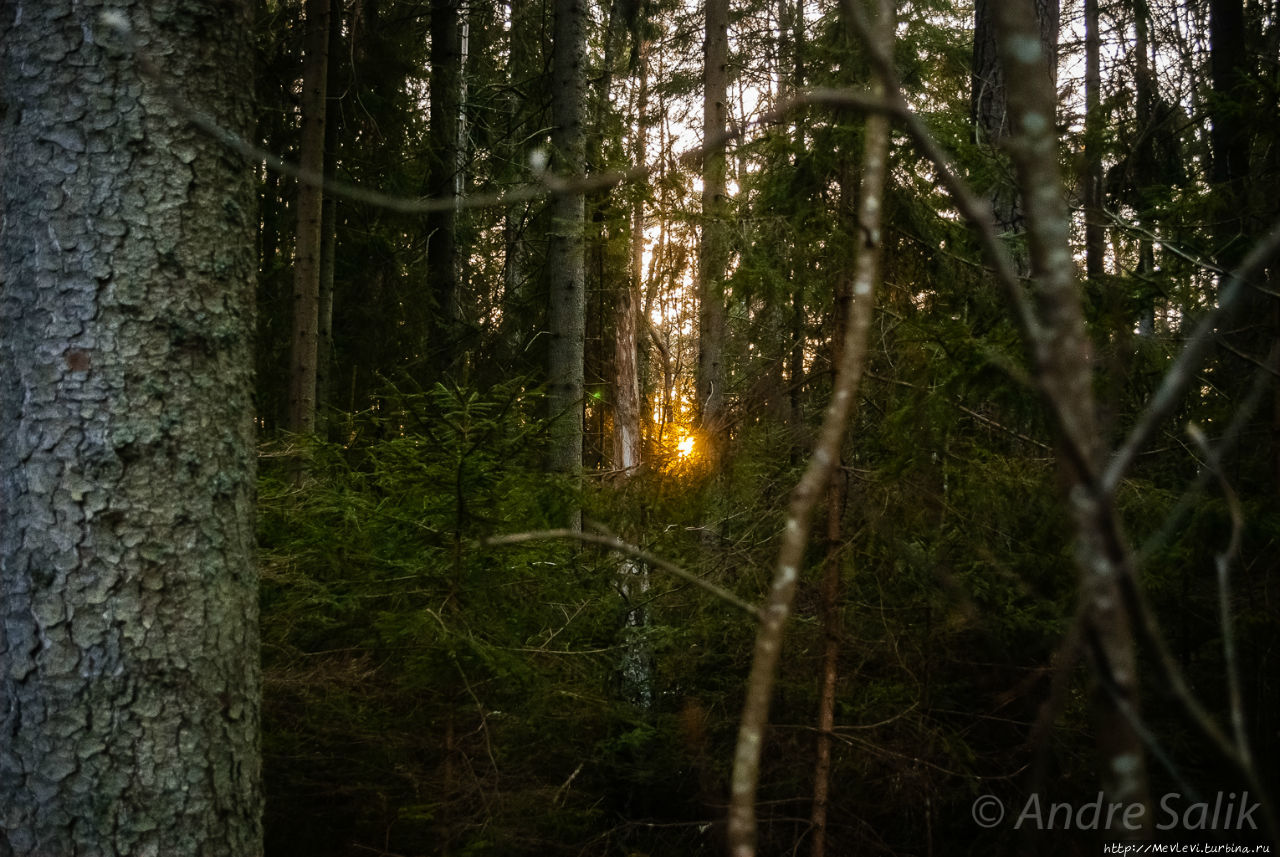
left=725, top=2, right=893, bottom=855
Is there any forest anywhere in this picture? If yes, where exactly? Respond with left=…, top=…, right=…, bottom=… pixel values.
left=1, top=0, right=1278, bottom=855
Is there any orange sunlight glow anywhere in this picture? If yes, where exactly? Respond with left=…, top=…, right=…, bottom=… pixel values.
left=676, top=435, right=696, bottom=458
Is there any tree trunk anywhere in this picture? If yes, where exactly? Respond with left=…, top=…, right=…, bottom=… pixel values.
left=317, top=189, right=337, bottom=434
left=547, top=0, right=587, bottom=517
left=316, top=1, right=343, bottom=438
left=1209, top=0, right=1249, bottom=208
left=500, top=0, right=537, bottom=366
left=614, top=34, right=652, bottom=709
left=616, top=41, right=648, bottom=481
left=0, top=3, right=261, bottom=854
left=1131, top=0, right=1159, bottom=337
left=808, top=478, right=846, bottom=857
left=428, top=0, right=463, bottom=378
left=1083, top=0, right=1103, bottom=283
left=697, top=0, right=730, bottom=469
left=971, top=0, right=1058, bottom=238
left=809, top=154, right=857, bottom=857
left=787, top=0, right=807, bottom=461
left=288, top=0, right=331, bottom=435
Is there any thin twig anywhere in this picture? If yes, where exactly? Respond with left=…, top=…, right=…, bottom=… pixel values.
left=865, top=372, right=1052, bottom=450
left=100, top=11, right=903, bottom=218
left=1099, top=206, right=1228, bottom=277
left=1137, top=342, right=1280, bottom=565
left=1104, top=218, right=1280, bottom=493
left=1111, top=535, right=1280, bottom=847
left=425, top=608, right=502, bottom=779
left=1185, top=422, right=1250, bottom=765
left=481, top=529, right=762, bottom=620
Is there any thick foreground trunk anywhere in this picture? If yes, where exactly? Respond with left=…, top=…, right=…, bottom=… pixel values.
left=0, top=2, right=262, bottom=854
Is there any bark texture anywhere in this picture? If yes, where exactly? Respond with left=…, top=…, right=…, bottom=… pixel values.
left=971, top=0, right=1058, bottom=237
left=614, top=37, right=649, bottom=709
left=315, top=2, right=343, bottom=437
left=1208, top=0, right=1249, bottom=197
left=499, top=0, right=537, bottom=366
left=0, top=1, right=261, bottom=854
left=1082, top=0, right=1103, bottom=283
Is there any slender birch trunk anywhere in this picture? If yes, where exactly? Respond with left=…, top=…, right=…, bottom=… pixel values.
left=989, top=0, right=1151, bottom=833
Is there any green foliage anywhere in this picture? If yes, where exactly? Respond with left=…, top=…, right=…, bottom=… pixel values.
left=261, top=383, right=749, bottom=856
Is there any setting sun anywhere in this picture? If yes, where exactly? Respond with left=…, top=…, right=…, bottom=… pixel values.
left=676, top=435, right=695, bottom=458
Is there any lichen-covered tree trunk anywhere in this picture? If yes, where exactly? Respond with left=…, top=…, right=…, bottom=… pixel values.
left=971, top=0, right=1058, bottom=238
left=615, top=191, right=643, bottom=475
left=989, top=0, right=1150, bottom=833
left=0, top=2, right=261, bottom=854
left=613, top=34, right=651, bottom=710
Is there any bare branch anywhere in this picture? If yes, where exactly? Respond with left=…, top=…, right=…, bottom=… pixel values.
left=1104, top=218, right=1280, bottom=492
left=1138, top=343, right=1280, bottom=564
left=1100, top=207, right=1229, bottom=278
left=866, top=373, right=1052, bottom=450
left=1186, top=423, right=1249, bottom=763
left=1110, top=538, right=1280, bottom=846
left=726, top=4, right=892, bottom=855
